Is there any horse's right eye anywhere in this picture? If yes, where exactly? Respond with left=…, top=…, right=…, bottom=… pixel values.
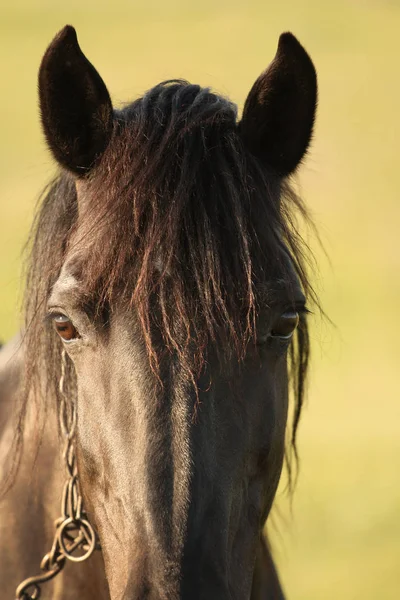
left=52, top=314, right=80, bottom=342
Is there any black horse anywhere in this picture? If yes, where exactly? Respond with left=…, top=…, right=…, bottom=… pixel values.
left=0, top=26, right=317, bottom=599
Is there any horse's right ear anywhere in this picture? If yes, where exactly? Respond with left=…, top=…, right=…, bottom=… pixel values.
left=39, top=26, right=113, bottom=176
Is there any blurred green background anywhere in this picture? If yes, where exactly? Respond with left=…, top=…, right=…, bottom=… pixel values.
left=1, top=1, right=399, bottom=598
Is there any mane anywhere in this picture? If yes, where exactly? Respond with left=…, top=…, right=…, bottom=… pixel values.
left=4, top=80, right=316, bottom=494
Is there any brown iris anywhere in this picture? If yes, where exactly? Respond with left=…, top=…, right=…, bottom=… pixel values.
left=271, top=311, right=299, bottom=338
left=52, top=314, right=79, bottom=341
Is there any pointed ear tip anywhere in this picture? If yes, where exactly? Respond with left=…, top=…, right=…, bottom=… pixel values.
left=39, top=25, right=80, bottom=77
left=277, top=32, right=316, bottom=80
left=278, top=31, right=299, bottom=46
left=44, top=25, right=79, bottom=56
left=53, top=25, right=78, bottom=45
left=278, top=32, right=313, bottom=60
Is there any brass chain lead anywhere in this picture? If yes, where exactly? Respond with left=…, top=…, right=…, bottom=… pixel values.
left=15, top=350, right=100, bottom=600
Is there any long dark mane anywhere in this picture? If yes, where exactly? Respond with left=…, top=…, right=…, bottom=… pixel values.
left=6, top=80, right=316, bottom=494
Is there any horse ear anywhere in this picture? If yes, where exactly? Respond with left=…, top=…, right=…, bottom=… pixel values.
left=240, top=32, right=317, bottom=177
left=38, top=25, right=113, bottom=175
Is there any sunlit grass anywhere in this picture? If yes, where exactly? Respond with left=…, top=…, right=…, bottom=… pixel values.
left=1, top=1, right=399, bottom=597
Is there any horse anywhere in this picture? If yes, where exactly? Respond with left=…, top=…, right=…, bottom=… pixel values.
left=0, top=25, right=317, bottom=599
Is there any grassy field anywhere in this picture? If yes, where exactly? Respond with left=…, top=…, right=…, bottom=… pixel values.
left=1, top=1, right=399, bottom=597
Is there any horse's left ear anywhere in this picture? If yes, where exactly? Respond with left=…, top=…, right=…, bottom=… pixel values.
left=240, top=32, right=317, bottom=177
left=38, top=25, right=113, bottom=175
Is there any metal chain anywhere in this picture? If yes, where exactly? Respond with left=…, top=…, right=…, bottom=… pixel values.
left=15, top=350, right=100, bottom=600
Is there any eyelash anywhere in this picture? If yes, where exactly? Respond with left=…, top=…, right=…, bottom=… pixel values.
left=292, top=304, right=311, bottom=316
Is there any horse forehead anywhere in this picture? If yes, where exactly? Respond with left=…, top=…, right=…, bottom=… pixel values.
left=57, top=270, right=79, bottom=290
left=49, top=264, right=81, bottom=306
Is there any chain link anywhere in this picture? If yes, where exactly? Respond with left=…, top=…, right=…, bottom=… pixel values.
left=15, top=350, right=100, bottom=600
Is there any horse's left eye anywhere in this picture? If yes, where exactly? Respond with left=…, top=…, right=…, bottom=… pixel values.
left=52, top=314, right=80, bottom=342
left=271, top=311, right=299, bottom=339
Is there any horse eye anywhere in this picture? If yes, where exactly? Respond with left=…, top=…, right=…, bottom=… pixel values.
left=52, top=314, right=80, bottom=342
left=271, top=311, right=299, bottom=339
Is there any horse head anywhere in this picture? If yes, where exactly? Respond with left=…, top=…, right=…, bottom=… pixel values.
left=30, top=25, right=317, bottom=599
